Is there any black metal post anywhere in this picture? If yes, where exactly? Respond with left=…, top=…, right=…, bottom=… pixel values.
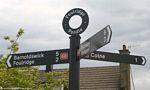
left=45, top=65, right=53, bottom=72
left=69, top=35, right=80, bottom=90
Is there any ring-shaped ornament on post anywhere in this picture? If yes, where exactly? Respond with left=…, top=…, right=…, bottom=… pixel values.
left=62, top=8, right=89, bottom=35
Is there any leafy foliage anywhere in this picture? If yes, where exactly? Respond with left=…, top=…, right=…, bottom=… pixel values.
left=4, top=28, right=24, bottom=54
left=0, top=28, right=69, bottom=89
left=37, top=70, right=69, bottom=90
left=0, top=28, right=38, bottom=89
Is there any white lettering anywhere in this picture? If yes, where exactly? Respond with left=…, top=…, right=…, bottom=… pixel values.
left=65, top=9, right=86, bottom=19
left=13, top=53, right=44, bottom=61
left=68, top=28, right=83, bottom=34
left=80, top=41, right=90, bottom=56
left=81, top=48, right=90, bottom=56
left=91, top=53, right=105, bottom=59
left=81, top=41, right=90, bottom=49
left=13, top=60, right=35, bottom=66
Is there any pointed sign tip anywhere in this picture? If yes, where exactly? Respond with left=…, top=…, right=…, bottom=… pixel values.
left=141, top=56, right=147, bottom=65
left=106, top=25, right=112, bottom=43
left=6, top=55, right=12, bottom=67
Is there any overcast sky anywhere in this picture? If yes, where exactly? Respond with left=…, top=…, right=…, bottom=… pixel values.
left=0, top=0, right=150, bottom=90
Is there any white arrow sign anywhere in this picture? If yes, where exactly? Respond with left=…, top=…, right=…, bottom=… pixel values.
left=6, top=55, right=12, bottom=67
left=80, top=25, right=112, bottom=57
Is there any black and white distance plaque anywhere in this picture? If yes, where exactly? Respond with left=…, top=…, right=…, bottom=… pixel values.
left=62, top=8, right=89, bottom=35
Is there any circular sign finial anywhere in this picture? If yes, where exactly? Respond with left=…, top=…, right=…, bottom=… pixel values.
left=62, top=8, right=89, bottom=35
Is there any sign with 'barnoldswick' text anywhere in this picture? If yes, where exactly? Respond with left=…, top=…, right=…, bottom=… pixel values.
left=6, top=49, right=69, bottom=68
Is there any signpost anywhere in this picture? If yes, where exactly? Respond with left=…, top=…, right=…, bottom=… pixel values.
left=6, top=7, right=147, bottom=90
left=6, top=49, right=69, bottom=68
left=62, top=8, right=89, bottom=90
left=84, top=51, right=147, bottom=65
left=80, top=25, right=112, bottom=57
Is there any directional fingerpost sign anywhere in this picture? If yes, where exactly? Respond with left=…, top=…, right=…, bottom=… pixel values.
left=84, top=51, right=147, bottom=65
left=6, top=49, right=69, bottom=68
left=80, top=25, right=112, bottom=57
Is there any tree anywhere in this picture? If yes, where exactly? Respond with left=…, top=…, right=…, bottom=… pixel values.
left=4, top=28, right=24, bottom=54
left=0, top=28, right=38, bottom=89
